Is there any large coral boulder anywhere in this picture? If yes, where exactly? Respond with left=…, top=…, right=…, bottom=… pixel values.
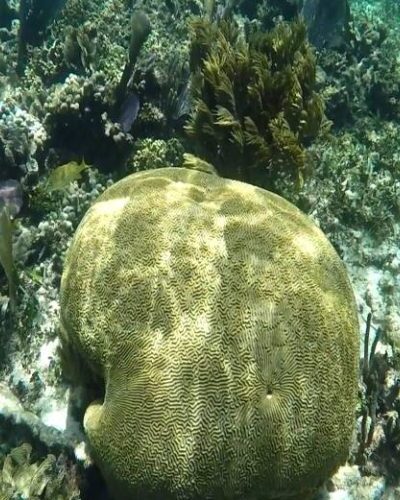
left=60, top=167, right=359, bottom=499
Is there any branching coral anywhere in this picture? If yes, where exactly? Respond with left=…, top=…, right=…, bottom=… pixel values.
left=319, top=14, right=400, bottom=125
left=17, top=0, right=66, bottom=76
left=185, top=17, right=328, bottom=189
left=240, top=0, right=298, bottom=27
left=129, top=137, right=184, bottom=172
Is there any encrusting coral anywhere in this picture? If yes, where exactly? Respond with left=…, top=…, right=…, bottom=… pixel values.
left=186, top=17, right=328, bottom=189
left=60, top=167, right=359, bottom=499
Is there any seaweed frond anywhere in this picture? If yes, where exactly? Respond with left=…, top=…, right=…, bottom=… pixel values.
left=0, top=207, right=17, bottom=314
left=186, top=16, right=327, bottom=190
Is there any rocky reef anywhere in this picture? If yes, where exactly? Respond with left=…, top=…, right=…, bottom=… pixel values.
left=0, top=0, right=400, bottom=498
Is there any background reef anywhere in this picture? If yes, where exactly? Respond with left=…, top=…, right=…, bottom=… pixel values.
left=0, top=0, right=400, bottom=498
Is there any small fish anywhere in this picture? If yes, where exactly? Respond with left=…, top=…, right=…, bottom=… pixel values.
left=0, top=179, right=23, bottom=218
left=46, top=158, right=90, bottom=193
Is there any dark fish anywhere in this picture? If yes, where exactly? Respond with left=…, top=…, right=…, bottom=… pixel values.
left=118, top=92, right=140, bottom=133
left=173, top=80, right=190, bottom=121
left=0, top=179, right=23, bottom=218
left=301, top=0, right=350, bottom=49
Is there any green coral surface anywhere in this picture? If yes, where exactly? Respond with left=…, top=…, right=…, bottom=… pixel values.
left=60, top=167, right=359, bottom=499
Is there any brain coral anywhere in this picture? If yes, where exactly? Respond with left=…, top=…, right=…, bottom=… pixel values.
left=59, top=167, right=359, bottom=500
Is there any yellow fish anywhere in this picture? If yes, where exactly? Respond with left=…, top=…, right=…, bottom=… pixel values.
left=46, top=158, right=90, bottom=193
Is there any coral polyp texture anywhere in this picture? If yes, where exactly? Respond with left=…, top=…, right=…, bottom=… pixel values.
left=59, top=167, right=359, bottom=500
